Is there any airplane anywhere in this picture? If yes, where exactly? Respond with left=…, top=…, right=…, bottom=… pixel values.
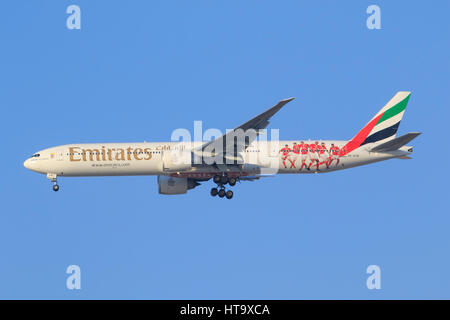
left=24, top=91, right=420, bottom=199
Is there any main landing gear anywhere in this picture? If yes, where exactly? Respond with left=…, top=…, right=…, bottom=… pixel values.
left=211, top=187, right=233, bottom=199
left=210, top=174, right=235, bottom=199
left=47, top=173, right=59, bottom=192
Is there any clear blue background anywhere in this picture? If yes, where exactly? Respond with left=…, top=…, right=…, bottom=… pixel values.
left=1, top=1, right=448, bottom=299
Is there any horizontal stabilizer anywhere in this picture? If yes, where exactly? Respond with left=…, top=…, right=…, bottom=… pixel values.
left=370, top=132, right=421, bottom=152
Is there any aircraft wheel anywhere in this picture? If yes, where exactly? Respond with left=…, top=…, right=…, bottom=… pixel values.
left=213, top=175, right=222, bottom=184
left=218, top=189, right=226, bottom=198
left=228, top=178, right=236, bottom=186
left=220, top=176, right=228, bottom=184
left=210, top=188, right=218, bottom=197
left=53, top=184, right=59, bottom=192
left=225, top=190, right=233, bottom=199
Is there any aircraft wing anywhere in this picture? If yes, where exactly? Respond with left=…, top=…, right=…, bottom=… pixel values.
left=197, top=97, right=295, bottom=163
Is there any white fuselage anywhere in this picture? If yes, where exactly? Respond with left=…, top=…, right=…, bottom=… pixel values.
left=23, top=140, right=411, bottom=180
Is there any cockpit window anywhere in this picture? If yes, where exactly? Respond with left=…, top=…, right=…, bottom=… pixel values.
left=31, top=154, right=40, bottom=158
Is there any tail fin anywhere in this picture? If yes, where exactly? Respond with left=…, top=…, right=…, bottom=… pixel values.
left=341, top=91, right=411, bottom=155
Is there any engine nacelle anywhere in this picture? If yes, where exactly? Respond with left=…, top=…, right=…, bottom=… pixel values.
left=157, top=176, right=200, bottom=195
left=158, top=176, right=188, bottom=194
left=162, top=150, right=192, bottom=172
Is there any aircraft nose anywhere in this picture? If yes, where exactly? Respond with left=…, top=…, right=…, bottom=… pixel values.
left=24, top=159, right=31, bottom=169
left=24, top=158, right=37, bottom=171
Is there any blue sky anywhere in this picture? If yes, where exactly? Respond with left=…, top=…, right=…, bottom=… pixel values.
left=1, top=1, right=449, bottom=299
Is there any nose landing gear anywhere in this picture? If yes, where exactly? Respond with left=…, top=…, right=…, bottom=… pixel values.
left=47, top=173, right=59, bottom=192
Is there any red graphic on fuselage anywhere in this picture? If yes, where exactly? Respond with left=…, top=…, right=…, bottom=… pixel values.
left=279, top=144, right=291, bottom=169
left=279, top=141, right=343, bottom=171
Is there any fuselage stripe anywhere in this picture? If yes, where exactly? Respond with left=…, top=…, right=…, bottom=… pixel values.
left=376, top=94, right=410, bottom=125
left=360, top=122, right=400, bottom=146
left=340, top=112, right=384, bottom=156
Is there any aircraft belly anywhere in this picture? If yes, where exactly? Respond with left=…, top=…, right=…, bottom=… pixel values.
left=60, top=159, right=162, bottom=177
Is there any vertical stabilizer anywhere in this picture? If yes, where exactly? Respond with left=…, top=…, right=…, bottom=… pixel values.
left=341, top=91, right=411, bottom=155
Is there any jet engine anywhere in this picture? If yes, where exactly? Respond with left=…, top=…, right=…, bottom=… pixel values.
left=157, top=175, right=200, bottom=195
